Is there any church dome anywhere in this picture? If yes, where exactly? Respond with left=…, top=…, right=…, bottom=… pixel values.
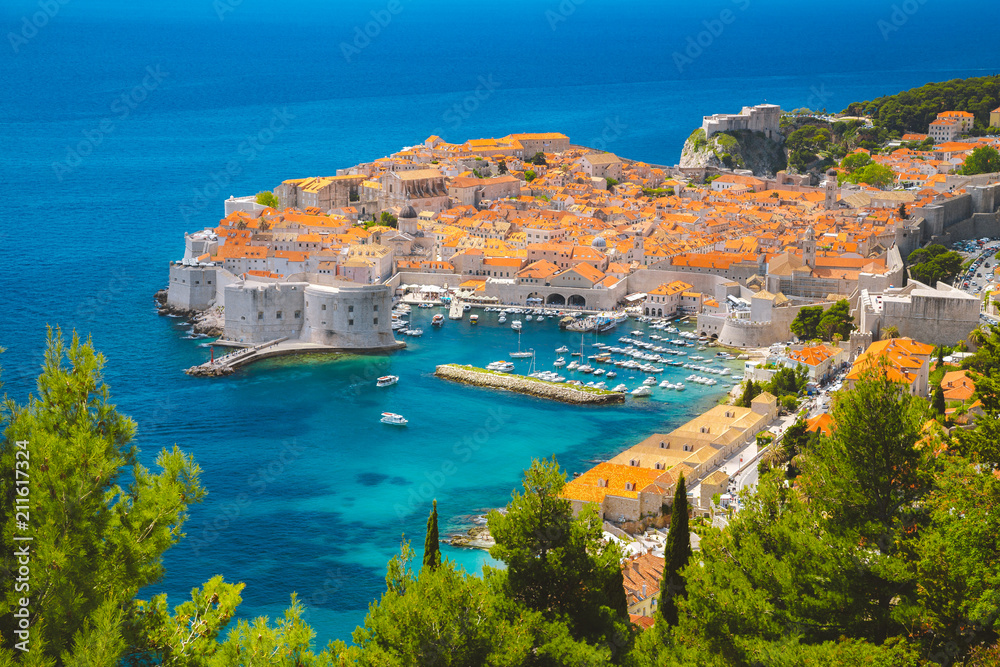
left=591, top=236, right=607, bottom=249
left=399, top=205, right=417, bottom=219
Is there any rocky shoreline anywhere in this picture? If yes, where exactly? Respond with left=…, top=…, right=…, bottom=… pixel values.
left=446, top=524, right=495, bottom=550
left=434, top=364, right=626, bottom=405
left=154, top=289, right=224, bottom=337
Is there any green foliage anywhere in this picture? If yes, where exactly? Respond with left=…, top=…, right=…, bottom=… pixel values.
left=845, top=75, right=1000, bottom=135
left=736, top=379, right=761, bottom=408
left=496, top=160, right=508, bottom=174
left=379, top=211, right=398, bottom=228
left=688, top=128, right=707, bottom=152
left=840, top=151, right=872, bottom=174
left=765, top=365, right=808, bottom=399
left=641, top=187, right=675, bottom=197
left=932, top=383, right=946, bottom=416
left=847, top=163, right=896, bottom=189
left=658, top=475, right=691, bottom=628
left=959, top=145, right=1000, bottom=175
left=423, top=500, right=441, bottom=572
left=487, top=457, right=632, bottom=658
left=530, top=152, right=548, bottom=166
left=524, top=170, right=536, bottom=183
left=255, top=191, right=280, bottom=208
left=907, top=244, right=963, bottom=285
left=791, top=300, right=853, bottom=341
left=605, top=177, right=618, bottom=191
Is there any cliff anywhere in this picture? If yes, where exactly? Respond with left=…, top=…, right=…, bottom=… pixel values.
left=680, top=128, right=787, bottom=177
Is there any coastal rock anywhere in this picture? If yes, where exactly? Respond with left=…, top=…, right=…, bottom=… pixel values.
left=680, top=128, right=787, bottom=178
left=434, top=364, right=625, bottom=405
left=447, top=524, right=495, bottom=550
left=155, top=289, right=224, bottom=337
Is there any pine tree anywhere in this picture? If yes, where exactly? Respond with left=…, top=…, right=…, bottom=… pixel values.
left=658, top=474, right=691, bottom=627
left=932, top=383, right=946, bottom=416
left=423, top=500, right=441, bottom=571
left=739, top=379, right=758, bottom=407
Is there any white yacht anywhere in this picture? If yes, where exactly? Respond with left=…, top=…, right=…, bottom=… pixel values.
left=511, top=320, right=522, bottom=331
left=553, top=357, right=567, bottom=367
left=613, top=384, right=629, bottom=392
left=555, top=345, right=569, bottom=353
left=380, top=412, right=408, bottom=425
left=642, top=376, right=657, bottom=386
left=631, top=386, right=652, bottom=397
left=486, top=360, right=515, bottom=372
left=376, top=375, right=398, bottom=387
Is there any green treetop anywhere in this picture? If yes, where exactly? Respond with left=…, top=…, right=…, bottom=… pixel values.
left=422, top=500, right=441, bottom=571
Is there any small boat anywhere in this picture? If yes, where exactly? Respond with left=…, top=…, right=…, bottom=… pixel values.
left=553, top=357, right=567, bottom=367
left=376, top=375, right=398, bottom=387
left=631, top=386, right=652, bottom=397
left=486, top=360, right=515, bottom=372
left=606, top=371, right=617, bottom=378
left=511, top=320, right=522, bottom=331
left=525, top=315, right=533, bottom=321
left=498, top=315, right=507, bottom=323
left=407, top=328, right=423, bottom=337
left=643, top=376, right=657, bottom=386
left=613, top=384, right=628, bottom=392
left=380, top=412, right=408, bottom=425
left=470, top=315, right=479, bottom=324
left=555, top=345, right=569, bottom=353
left=432, top=314, right=444, bottom=326
left=675, top=383, right=686, bottom=391
left=659, top=380, right=672, bottom=388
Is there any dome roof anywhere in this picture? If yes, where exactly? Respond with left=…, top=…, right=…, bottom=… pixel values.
left=399, top=205, right=417, bottom=219
left=591, top=236, right=607, bottom=249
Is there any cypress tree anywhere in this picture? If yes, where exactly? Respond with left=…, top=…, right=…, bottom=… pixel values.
left=422, top=499, right=441, bottom=571
left=658, top=474, right=691, bottom=627
left=739, top=379, right=756, bottom=407
left=933, top=383, right=946, bottom=416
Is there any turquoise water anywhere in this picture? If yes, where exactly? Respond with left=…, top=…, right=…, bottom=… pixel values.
left=153, top=309, right=739, bottom=638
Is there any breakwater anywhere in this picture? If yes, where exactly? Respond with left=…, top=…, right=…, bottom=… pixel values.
left=434, top=364, right=626, bottom=405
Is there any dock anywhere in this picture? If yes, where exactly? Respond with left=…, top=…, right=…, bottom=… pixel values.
left=448, top=299, right=465, bottom=320
left=184, top=338, right=403, bottom=376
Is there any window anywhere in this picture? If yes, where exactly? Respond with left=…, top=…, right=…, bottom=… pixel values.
left=629, top=459, right=640, bottom=467
left=373, top=317, right=378, bottom=325
left=195, top=280, right=200, bottom=284
left=258, top=311, right=263, bottom=320
left=294, top=310, right=301, bottom=319
left=374, top=304, right=378, bottom=312
left=348, top=305, right=354, bottom=313
left=597, top=478, right=608, bottom=488
left=321, top=304, right=326, bottom=310
left=660, top=441, right=667, bottom=449
left=625, top=482, right=635, bottom=491
left=348, top=319, right=354, bottom=326
left=654, top=462, right=665, bottom=470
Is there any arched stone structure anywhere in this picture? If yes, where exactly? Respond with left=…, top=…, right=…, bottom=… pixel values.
left=568, top=294, right=586, bottom=308
left=546, top=293, right=566, bottom=305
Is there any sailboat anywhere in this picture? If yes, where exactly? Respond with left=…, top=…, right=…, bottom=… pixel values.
left=509, top=328, right=533, bottom=358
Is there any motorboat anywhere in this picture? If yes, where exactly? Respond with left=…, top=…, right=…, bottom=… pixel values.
left=432, top=314, right=444, bottom=326
left=511, top=320, right=522, bottom=331
left=553, top=357, right=567, bottom=367
left=470, top=315, right=479, bottom=324
left=376, top=375, right=398, bottom=387
left=631, top=386, right=652, bottom=397
left=555, top=345, right=569, bottom=353
left=525, top=315, right=533, bottom=321
left=406, top=328, right=423, bottom=337
left=642, top=376, right=657, bottom=386
left=567, top=360, right=579, bottom=370
left=498, top=315, right=507, bottom=323
left=659, top=380, right=672, bottom=388
left=380, top=412, right=408, bottom=425
left=486, top=360, right=515, bottom=372
left=613, top=384, right=628, bottom=392
left=606, top=371, right=617, bottom=378
left=674, top=383, right=686, bottom=391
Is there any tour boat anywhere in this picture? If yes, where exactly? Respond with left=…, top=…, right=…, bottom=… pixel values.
left=470, top=315, right=479, bottom=324
left=631, top=386, right=652, bottom=397
left=376, top=375, right=399, bottom=387
left=380, top=412, right=408, bottom=425
left=432, top=314, right=444, bottom=326
left=511, top=320, right=522, bottom=331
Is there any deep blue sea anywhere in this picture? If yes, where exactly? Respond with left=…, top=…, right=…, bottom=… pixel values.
left=2, top=0, right=998, bottom=644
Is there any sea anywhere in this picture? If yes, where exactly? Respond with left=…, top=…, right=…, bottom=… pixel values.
left=2, top=0, right=997, bottom=645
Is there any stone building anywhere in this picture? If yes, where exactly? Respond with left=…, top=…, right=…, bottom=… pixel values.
left=379, top=169, right=450, bottom=213
left=702, top=104, right=781, bottom=139
left=222, top=277, right=401, bottom=351
left=858, top=280, right=980, bottom=346
left=274, top=175, right=365, bottom=211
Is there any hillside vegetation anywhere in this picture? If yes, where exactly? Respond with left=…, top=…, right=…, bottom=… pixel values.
left=844, top=75, right=1000, bottom=137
